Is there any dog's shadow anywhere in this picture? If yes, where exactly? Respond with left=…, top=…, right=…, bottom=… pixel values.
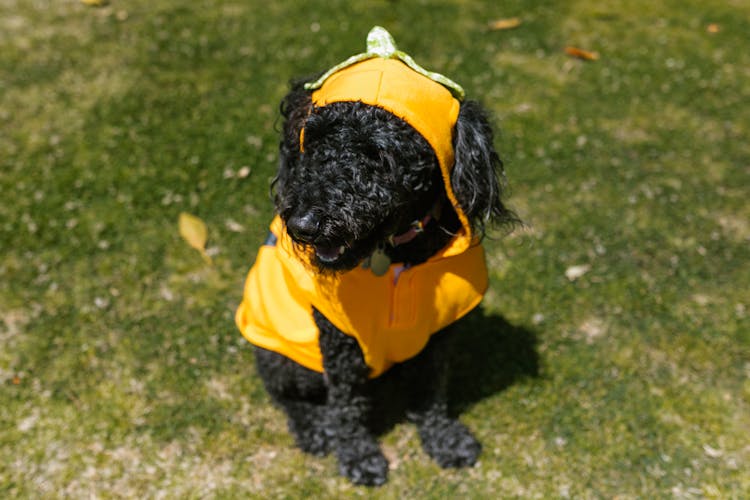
left=370, top=307, right=540, bottom=433
left=447, top=307, right=540, bottom=415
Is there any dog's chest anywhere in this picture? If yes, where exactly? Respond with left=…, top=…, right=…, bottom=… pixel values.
left=237, top=220, right=487, bottom=378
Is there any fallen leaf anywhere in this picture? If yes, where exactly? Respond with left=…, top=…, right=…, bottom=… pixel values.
left=179, top=212, right=212, bottom=265
left=706, top=23, right=720, bottom=34
left=12, top=376, right=21, bottom=385
left=703, top=444, right=723, bottom=458
left=225, top=219, right=245, bottom=233
left=580, top=318, right=605, bottom=343
left=692, top=294, right=710, bottom=306
left=489, top=18, right=522, bottom=31
left=565, top=264, right=590, bottom=281
left=565, top=46, right=599, bottom=61
left=80, top=0, right=107, bottom=6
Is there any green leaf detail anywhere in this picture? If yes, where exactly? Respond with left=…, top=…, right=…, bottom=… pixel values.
left=304, top=26, right=465, bottom=101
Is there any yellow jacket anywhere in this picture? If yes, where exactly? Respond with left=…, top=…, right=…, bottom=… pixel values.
left=236, top=46, right=488, bottom=378
left=236, top=218, right=487, bottom=378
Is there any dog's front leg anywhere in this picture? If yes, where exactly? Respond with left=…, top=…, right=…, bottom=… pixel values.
left=404, top=330, right=482, bottom=468
left=313, top=309, right=388, bottom=486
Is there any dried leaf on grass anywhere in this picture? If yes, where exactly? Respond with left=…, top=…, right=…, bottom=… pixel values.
left=489, top=18, right=522, bottom=31
left=565, top=264, right=590, bottom=281
left=706, top=23, right=720, bottom=34
left=179, top=212, right=212, bottom=265
left=565, top=46, right=599, bottom=61
left=80, top=0, right=108, bottom=6
left=703, top=444, right=723, bottom=458
left=225, top=219, right=245, bottom=233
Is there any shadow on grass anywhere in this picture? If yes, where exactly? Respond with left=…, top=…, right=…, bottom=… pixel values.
left=448, top=307, right=540, bottom=415
left=369, top=306, right=540, bottom=435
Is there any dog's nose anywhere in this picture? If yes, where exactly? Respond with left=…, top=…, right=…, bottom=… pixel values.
left=286, top=213, right=320, bottom=243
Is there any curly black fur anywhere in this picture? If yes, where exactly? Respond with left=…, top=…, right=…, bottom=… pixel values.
left=254, top=76, right=516, bottom=486
left=272, top=79, right=517, bottom=271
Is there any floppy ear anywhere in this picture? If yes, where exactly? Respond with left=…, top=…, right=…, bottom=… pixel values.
left=451, top=100, right=517, bottom=235
left=272, top=79, right=313, bottom=206
left=278, top=78, right=313, bottom=169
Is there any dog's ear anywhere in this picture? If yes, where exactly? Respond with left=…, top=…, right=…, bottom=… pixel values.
left=272, top=79, right=313, bottom=206
left=451, top=100, right=518, bottom=235
left=278, top=78, right=313, bottom=167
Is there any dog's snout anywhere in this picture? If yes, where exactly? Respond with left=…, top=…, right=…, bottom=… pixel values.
left=287, top=213, right=320, bottom=243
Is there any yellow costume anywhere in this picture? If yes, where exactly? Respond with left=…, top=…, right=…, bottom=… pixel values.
left=236, top=30, right=488, bottom=378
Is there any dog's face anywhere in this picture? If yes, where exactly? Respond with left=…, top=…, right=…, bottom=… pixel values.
left=274, top=101, right=442, bottom=270
left=272, top=81, right=516, bottom=272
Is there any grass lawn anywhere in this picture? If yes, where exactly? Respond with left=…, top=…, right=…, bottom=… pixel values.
left=2, top=0, right=748, bottom=497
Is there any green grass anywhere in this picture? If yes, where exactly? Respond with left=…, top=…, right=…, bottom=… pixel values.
left=2, top=0, right=749, bottom=497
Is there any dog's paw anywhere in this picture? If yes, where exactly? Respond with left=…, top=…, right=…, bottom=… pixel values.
left=337, top=447, right=389, bottom=486
left=420, top=419, right=482, bottom=468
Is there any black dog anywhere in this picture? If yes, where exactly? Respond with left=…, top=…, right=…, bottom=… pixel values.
left=236, top=29, right=516, bottom=486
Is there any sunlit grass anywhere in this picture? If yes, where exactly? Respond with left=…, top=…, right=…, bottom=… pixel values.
left=1, top=0, right=748, bottom=497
